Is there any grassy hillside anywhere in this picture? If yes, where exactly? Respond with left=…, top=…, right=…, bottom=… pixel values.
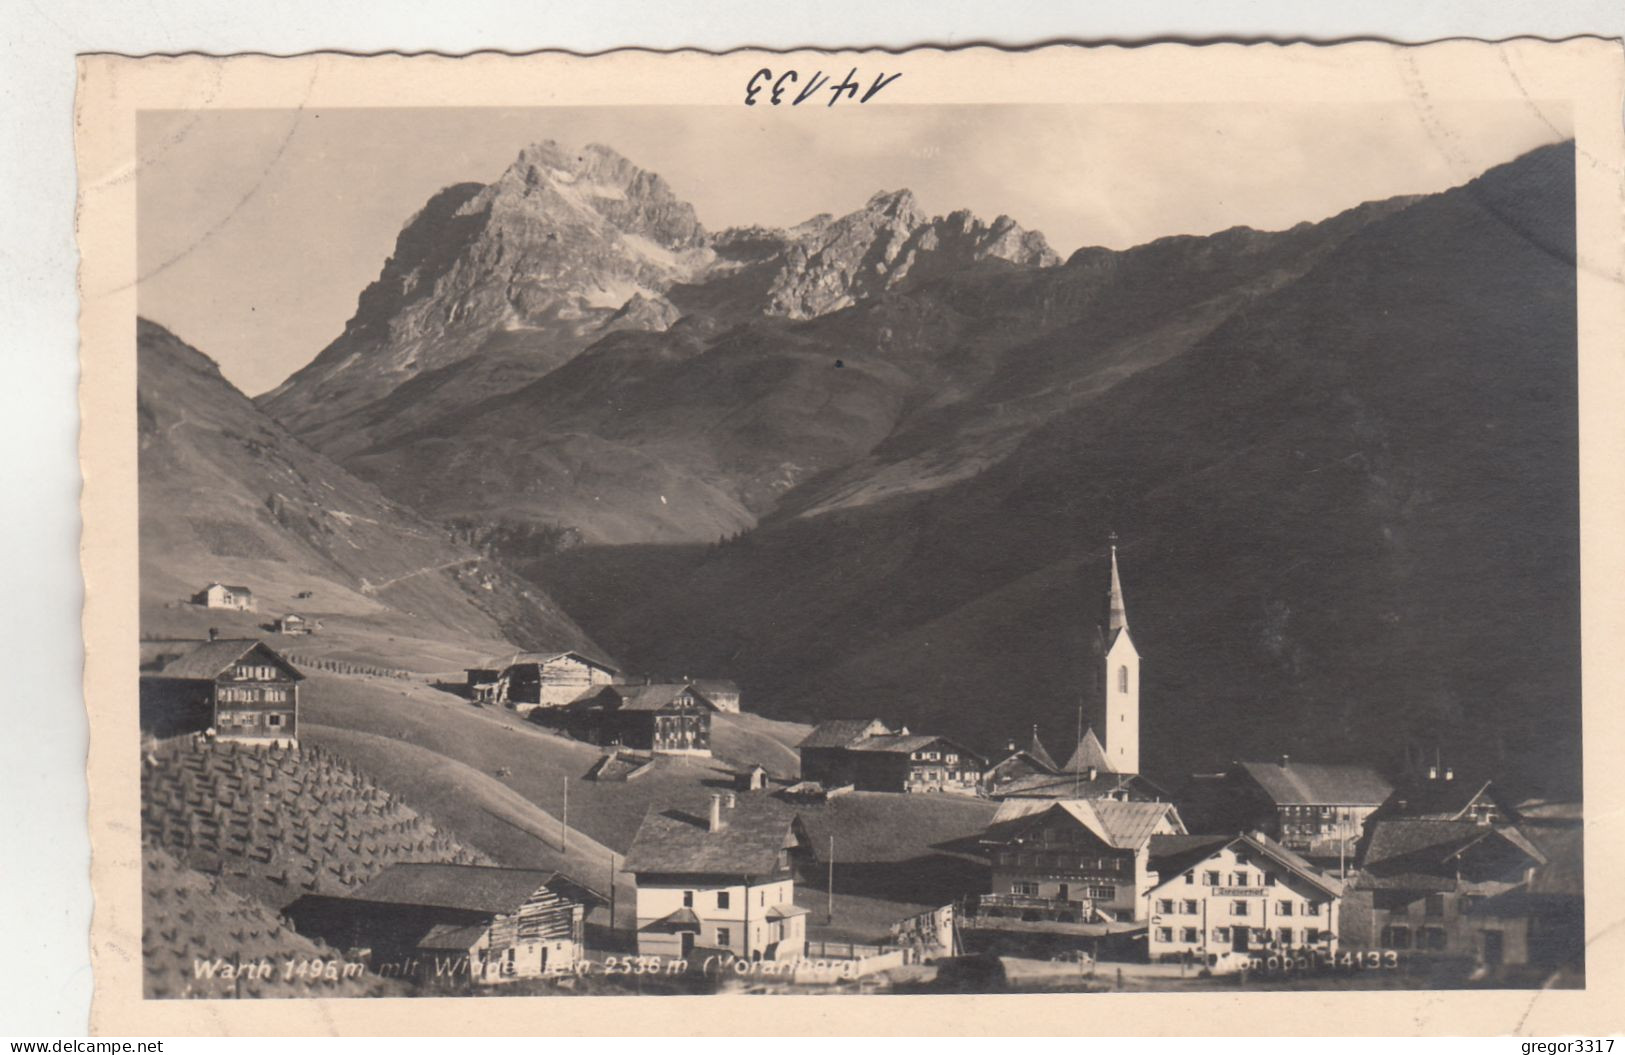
left=141, top=737, right=488, bottom=912
left=141, top=845, right=399, bottom=999
left=137, top=317, right=605, bottom=661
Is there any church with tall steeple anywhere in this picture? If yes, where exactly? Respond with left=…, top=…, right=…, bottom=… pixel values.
left=1097, top=538, right=1141, bottom=775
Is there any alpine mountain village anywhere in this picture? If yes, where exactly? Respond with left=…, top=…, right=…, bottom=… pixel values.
left=135, top=129, right=1583, bottom=998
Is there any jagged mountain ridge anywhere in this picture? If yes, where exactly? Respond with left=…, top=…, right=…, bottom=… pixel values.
left=259, top=142, right=1057, bottom=462
left=323, top=190, right=1412, bottom=545
left=138, top=317, right=604, bottom=659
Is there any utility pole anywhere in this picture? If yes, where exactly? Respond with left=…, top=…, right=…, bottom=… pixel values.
left=827, top=835, right=835, bottom=925
left=608, top=855, right=617, bottom=932
left=562, top=776, right=569, bottom=854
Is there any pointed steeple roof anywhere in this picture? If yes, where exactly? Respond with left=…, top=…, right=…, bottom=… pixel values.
left=1107, top=537, right=1128, bottom=634
left=1026, top=726, right=1060, bottom=773
left=1064, top=726, right=1114, bottom=774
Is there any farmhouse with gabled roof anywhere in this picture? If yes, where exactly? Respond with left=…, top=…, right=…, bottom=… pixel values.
left=624, top=793, right=810, bottom=963
left=145, top=637, right=302, bottom=746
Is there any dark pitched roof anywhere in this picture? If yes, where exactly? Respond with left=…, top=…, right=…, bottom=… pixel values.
left=616, top=683, right=714, bottom=712
left=798, top=718, right=892, bottom=750
left=690, top=679, right=739, bottom=694
left=160, top=639, right=303, bottom=682
left=1380, top=776, right=1507, bottom=820
left=846, top=733, right=982, bottom=761
left=346, top=863, right=579, bottom=914
left=623, top=796, right=801, bottom=877
left=990, top=770, right=1161, bottom=801
left=1356, top=819, right=1546, bottom=889
left=1148, top=833, right=1233, bottom=877
left=1236, top=760, right=1392, bottom=806
left=1063, top=728, right=1113, bottom=774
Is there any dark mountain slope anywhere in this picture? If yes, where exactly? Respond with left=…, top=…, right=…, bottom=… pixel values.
left=138, top=318, right=603, bottom=659
left=540, top=143, right=1578, bottom=800
left=335, top=194, right=1410, bottom=545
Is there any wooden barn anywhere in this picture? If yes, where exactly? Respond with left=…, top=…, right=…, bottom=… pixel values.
left=288, top=863, right=596, bottom=985
left=487, top=651, right=619, bottom=714
left=146, top=637, right=302, bottom=747
left=553, top=683, right=717, bottom=756
left=191, top=581, right=255, bottom=611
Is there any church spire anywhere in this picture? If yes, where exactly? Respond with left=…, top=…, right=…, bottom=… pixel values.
left=1107, top=533, right=1128, bottom=633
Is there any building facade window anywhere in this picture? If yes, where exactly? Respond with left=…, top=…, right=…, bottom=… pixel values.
left=1119, top=666, right=1129, bottom=693
left=1278, top=927, right=1293, bottom=945
left=1277, top=900, right=1293, bottom=916
left=1231, top=872, right=1250, bottom=887
left=1181, top=927, right=1198, bottom=943
left=1157, top=899, right=1175, bottom=914
left=1012, top=881, right=1038, bottom=897
left=1184, top=871, right=1195, bottom=885
left=1380, top=925, right=1411, bottom=949
left=716, top=927, right=731, bottom=948
left=1303, top=902, right=1320, bottom=917
left=1230, top=901, right=1249, bottom=917
left=683, top=891, right=694, bottom=907
left=717, top=891, right=731, bottom=910
left=1087, top=885, right=1115, bottom=900
left=1213, top=927, right=1230, bottom=943
left=1182, top=900, right=1198, bottom=915
left=1204, top=871, right=1220, bottom=886
left=1156, top=927, right=1173, bottom=942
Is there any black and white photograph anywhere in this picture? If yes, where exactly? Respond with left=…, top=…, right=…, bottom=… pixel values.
left=67, top=41, right=1625, bottom=1033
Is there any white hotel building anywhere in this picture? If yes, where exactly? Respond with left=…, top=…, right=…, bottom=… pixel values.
left=1144, top=832, right=1345, bottom=963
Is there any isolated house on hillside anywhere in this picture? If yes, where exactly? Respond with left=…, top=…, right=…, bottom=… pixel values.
left=288, top=863, right=594, bottom=984
left=1189, top=757, right=1393, bottom=864
left=553, top=683, right=716, bottom=756
left=146, top=638, right=302, bottom=746
left=192, top=582, right=255, bottom=611
left=274, top=613, right=314, bottom=635
left=624, top=793, right=810, bottom=963
left=1144, top=831, right=1345, bottom=963
left=977, top=798, right=1187, bottom=924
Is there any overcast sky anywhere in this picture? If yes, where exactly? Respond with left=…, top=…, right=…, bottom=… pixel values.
left=137, top=103, right=1567, bottom=395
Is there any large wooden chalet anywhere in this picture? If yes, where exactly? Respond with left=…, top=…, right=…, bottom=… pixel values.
left=143, top=637, right=302, bottom=746
left=624, top=794, right=810, bottom=963
left=553, top=683, right=718, bottom=756
left=976, top=798, right=1187, bottom=924
left=797, top=718, right=986, bottom=795
left=288, top=863, right=596, bottom=985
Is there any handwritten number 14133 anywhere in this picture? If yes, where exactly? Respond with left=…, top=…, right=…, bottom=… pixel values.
left=745, top=68, right=902, bottom=107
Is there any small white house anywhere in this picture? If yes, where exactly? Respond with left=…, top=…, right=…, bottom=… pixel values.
left=624, top=794, right=810, bottom=963
left=192, top=582, right=255, bottom=612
